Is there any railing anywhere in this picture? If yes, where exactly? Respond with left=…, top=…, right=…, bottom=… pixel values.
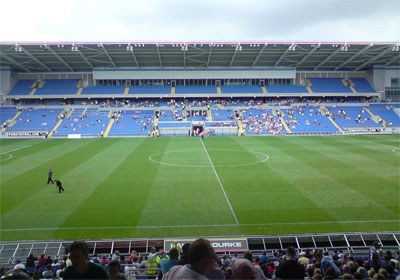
left=1, top=232, right=398, bottom=266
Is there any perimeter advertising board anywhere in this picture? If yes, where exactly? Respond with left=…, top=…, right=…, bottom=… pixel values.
left=164, top=238, right=248, bottom=252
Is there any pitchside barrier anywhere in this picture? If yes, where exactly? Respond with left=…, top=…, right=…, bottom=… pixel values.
left=1, top=232, right=399, bottom=266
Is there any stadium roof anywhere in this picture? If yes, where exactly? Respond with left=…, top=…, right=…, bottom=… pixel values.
left=1, top=41, right=399, bottom=73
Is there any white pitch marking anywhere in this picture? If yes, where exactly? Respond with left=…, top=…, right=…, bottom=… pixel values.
left=148, top=149, right=269, bottom=168
left=0, top=145, right=32, bottom=162
left=1, top=145, right=32, bottom=154
left=392, top=147, right=400, bottom=154
left=199, top=138, right=239, bottom=225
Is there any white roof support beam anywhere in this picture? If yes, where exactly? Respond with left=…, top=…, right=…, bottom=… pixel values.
left=384, top=53, right=400, bottom=66
left=206, top=46, right=213, bottom=68
left=252, top=45, right=267, bottom=67
left=78, top=50, right=94, bottom=68
left=156, top=45, right=163, bottom=67
left=229, top=48, right=238, bottom=67
left=313, top=47, right=341, bottom=71
left=21, top=47, right=52, bottom=72
left=355, top=47, right=393, bottom=71
left=101, top=45, right=117, bottom=67
left=296, top=46, right=318, bottom=67
left=334, top=45, right=372, bottom=71
left=274, top=46, right=291, bottom=67
left=129, top=49, right=140, bottom=68
left=47, top=46, right=74, bottom=71
left=0, top=51, right=31, bottom=72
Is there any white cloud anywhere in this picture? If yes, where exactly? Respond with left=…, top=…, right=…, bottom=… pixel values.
left=1, top=0, right=399, bottom=42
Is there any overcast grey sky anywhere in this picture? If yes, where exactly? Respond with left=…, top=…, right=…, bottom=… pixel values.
left=1, top=0, right=399, bottom=42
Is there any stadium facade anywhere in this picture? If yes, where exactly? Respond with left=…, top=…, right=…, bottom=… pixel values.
left=0, top=41, right=399, bottom=268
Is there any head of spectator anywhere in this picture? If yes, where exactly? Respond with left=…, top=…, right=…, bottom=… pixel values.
left=243, top=251, right=254, bottom=262
left=12, top=260, right=25, bottom=272
left=286, top=246, right=297, bottom=259
left=342, top=273, right=353, bottom=280
left=373, top=241, right=382, bottom=249
left=187, top=238, right=217, bottom=276
left=168, top=248, right=179, bottom=261
left=0, top=269, right=32, bottom=280
left=68, top=240, right=90, bottom=272
left=108, top=259, right=125, bottom=280
left=231, top=258, right=256, bottom=280
left=373, top=273, right=386, bottom=280
left=177, top=243, right=190, bottom=265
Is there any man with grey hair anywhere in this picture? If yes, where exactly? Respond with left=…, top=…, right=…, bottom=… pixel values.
left=231, top=258, right=256, bottom=279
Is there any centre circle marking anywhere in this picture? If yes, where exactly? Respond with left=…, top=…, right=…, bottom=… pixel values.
left=392, top=147, right=400, bottom=154
left=149, top=149, right=270, bottom=168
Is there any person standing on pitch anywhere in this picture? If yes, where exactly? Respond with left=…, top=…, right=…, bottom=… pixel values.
left=47, top=168, right=55, bottom=184
left=55, top=179, right=64, bottom=193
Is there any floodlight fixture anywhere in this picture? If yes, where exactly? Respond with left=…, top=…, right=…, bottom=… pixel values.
left=14, top=45, right=22, bottom=52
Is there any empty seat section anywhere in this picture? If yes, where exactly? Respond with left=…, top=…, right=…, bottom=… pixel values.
left=0, top=107, right=18, bottom=124
left=35, top=79, right=79, bottom=95
left=81, top=85, right=125, bottom=95
left=129, top=86, right=171, bottom=94
left=8, top=109, right=62, bottom=132
left=175, top=85, right=217, bottom=94
left=9, top=80, right=35, bottom=95
left=220, top=85, right=262, bottom=94
left=369, top=108, right=400, bottom=126
left=350, top=78, right=375, bottom=93
left=267, top=84, right=308, bottom=93
left=309, top=78, right=352, bottom=93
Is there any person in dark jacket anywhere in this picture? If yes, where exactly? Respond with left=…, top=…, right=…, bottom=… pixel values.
left=275, top=246, right=305, bottom=280
left=55, top=179, right=64, bottom=193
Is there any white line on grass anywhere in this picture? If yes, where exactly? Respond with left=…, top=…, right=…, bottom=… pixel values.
left=0, top=145, right=32, bottom=161
left=1, top=219, right=398, bottom=232
left=1, top=145, right=32, bottom=154
left=199, top=138, right=239, bottom=225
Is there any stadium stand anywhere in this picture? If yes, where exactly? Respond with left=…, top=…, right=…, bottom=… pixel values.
left=350, top=78, right=376, bottom=93
left=8, top=80, right=36, bottom=95
left=0, top=107, right=18, bottom=125
left=241, top=108, right=285, bottom=135
left=175, top=85, right=217, bottom=94
left=329, top=106, right=383, bottom=129
left=0, top=43, right=399, bottom=279
left=129, top=85, right=171, bottom=94
left=0, top=232, right=398, bottom=279
left=221, top=85, right=263, bottom=94
left=309, top=78, right=353, bottom=93
left=108, top=110, right=154, bottom=136
left=6, top=109, right=62, bottom=132
left=281, top=106, right=339, bottom=134
left=82, top=85, right=125, bottom=95
left=35, top=79, right=79, bottom=95
left=52, top=108, right=109, bottom=137
left=266, top=84, right=309, bottom=94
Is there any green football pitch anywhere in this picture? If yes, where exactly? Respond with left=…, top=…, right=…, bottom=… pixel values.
left=1, top=135, right=399, bottom=241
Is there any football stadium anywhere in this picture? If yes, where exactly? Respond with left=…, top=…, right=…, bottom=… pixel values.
left=0, top=39, right=399, bottom=279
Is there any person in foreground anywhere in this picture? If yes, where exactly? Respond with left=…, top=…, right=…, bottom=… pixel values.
left=63, top=240, right=109, bottom=279
left=162, top=238, right=216, bottom=280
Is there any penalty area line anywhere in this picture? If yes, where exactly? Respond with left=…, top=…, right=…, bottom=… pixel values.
left=1, top=220, right=398, bottom=232
left=1, top=145, right=32, bottom=154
